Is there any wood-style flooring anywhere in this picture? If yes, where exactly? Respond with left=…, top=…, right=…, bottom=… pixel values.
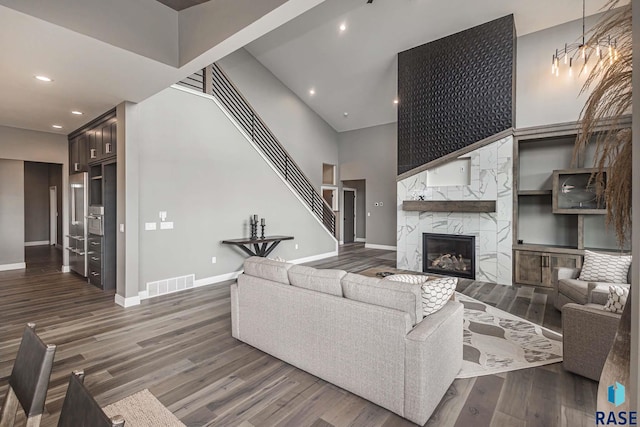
left=0, top=244, right=597, bottom=426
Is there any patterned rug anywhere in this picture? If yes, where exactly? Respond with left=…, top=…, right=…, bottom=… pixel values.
left=456, top=292, right=563, bottom=378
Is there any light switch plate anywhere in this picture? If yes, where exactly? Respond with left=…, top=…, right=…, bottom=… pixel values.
left=211, top=257, right=217, bottom=264
left=120, top=224, right=125, bottom=232
left=160, top=221, right=174, bottom=230
left=145, top=222, right=157, bottom=231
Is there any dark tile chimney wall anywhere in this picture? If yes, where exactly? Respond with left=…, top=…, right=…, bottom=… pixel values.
left=397, top=15, right=516, bottom=175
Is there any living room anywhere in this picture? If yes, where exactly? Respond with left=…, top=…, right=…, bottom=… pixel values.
left=0, top=0, right=638, bottom=426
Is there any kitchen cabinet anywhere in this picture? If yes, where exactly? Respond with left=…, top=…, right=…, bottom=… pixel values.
left=69, top=134, right=88, bottom=173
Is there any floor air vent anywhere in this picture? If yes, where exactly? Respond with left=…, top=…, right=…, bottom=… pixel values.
left=146, top=274, right=195, bottom=299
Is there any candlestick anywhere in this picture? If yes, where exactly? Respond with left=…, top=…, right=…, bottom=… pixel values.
left=260, top=224, right=265, bottom=239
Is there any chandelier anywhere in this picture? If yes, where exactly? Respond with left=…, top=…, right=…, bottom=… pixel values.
left=551, top=0, right=618, bottom=77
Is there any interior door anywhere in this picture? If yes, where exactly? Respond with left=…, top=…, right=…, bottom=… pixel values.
left=343, top=190, right=355, bottom=244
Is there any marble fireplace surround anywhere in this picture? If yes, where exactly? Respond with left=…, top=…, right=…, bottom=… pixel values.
left=397, top=136, right=513, bottom=285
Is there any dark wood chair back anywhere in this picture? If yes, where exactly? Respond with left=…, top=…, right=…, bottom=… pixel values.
left=57, top=371, right=124, bottom=427
left=0, top=322, right=56, bottom=427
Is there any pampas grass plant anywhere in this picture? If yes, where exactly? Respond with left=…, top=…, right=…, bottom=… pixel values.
left=574, top=0, right=632, bottom=245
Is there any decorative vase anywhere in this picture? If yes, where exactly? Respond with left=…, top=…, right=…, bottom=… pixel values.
left=597, top=286, right=631, bottom=411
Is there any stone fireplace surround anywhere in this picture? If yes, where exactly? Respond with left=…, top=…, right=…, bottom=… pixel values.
left=397, top=136, right=513, bottom=285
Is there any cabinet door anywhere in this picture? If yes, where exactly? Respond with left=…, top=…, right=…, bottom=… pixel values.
left=103, top=121, right=116, bottom=158
left=69, top=137, right=78, bottom=171
left=76, top=134, right=88, bottom=172
left=514, top=250, right=543, bottom=285
left=542, top=253, right=583, bottom=286
left=88, top=130, right=101, bottom=163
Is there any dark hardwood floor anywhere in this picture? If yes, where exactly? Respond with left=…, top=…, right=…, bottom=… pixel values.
left=0, top=244, right=597, bottom=426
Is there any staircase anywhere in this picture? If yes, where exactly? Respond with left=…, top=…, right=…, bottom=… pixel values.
left=177, top=66, right=336, bottom=236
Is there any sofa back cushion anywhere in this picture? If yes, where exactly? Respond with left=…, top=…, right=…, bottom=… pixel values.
left=288, top=265, right=346, bottom=297
left=243, top=256, right=293, bottom=285
left=342, top=273, right=423, bottom=325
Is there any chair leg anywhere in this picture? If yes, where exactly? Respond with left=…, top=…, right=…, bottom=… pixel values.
left=25, top=414, right=42, bottom=427
left=0, top=387, right=19, bottom=427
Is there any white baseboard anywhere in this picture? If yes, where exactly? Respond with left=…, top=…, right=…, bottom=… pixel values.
left=25, top=240, right=49, bottom=247
left=115, top=294, right=141, bottom=308
left=0, top=262, right=26, bottom=272
left=365, top=244, right=397, bottom=251
left=339, top=240, right=344, bottom=245
left=194, top=271, right=242, bottom=288
left=355, top=237, right=366, bottom=243
left=289, top=251, right=338, bottom=264
left=61, top=265, right=71, bottom=273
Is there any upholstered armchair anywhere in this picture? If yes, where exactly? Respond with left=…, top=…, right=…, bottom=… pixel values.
left=553, top=263, right=632, bottom=311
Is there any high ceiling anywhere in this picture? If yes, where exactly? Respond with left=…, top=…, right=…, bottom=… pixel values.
left=156, top=0, right=212, bottom=11
left=246, top=0, right=616, bottom=132
left=0, top=0, right=323, bottom=134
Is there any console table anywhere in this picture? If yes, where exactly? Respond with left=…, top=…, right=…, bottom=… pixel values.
left=221, top=235, right=294, bottom=258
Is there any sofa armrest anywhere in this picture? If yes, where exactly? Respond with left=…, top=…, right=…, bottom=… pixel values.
left=230, top=282, right=240, bottom=339
left=553, top=267, right=581, bottom=285
left=404, top=301, right=463, bottom=425
left=562, top=303, right=620, bottom=381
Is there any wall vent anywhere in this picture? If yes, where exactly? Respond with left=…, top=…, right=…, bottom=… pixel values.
left=145, top=274, right=195, bottom=299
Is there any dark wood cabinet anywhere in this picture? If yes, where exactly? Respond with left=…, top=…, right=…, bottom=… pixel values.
left=514, top=248, right=582, bottom=288
left=69, top=134, right=88, bottom=173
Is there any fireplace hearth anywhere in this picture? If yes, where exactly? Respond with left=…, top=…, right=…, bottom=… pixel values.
left=423, top=233, right=476, bottom=280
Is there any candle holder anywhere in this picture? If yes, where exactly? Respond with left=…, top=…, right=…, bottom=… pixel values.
left=250, top=222, right=258, bottom=240
left=260, top=224, right=265, bottom=239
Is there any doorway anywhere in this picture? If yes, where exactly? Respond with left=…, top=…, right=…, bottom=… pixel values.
left=343, top=188, right=356, bottom=244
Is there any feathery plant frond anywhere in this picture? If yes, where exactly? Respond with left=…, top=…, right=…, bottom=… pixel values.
left=574, top=0, right=632, bottom=245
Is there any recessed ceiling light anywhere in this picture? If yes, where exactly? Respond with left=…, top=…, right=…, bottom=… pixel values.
left=393, top=99, right=399, bottom=105
left=309, top=88, right=316, bottom=96
left=35, top=75, right=53, bottom=82
left=71, top=111, right=83, bottom=115
left=339, top=23, right=347, bottom=32
left=343, top=112, right=349, bottom=117
left=52, top=125, right=62, bottom=129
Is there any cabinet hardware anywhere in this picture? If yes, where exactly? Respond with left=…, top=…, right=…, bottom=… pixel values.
left=91, top=272, right=99, bottom=276
left=91, top=257, right=99, bottom=261
left=90, top=148, right=96, bottom=158
left=74, top=163, right=80, bottom=172
left=105, top=143, right=112, bottom=153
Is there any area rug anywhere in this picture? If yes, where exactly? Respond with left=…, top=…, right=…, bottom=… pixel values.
left=103, top=389, right=185, bottom=427
left=456, top=292, right=563, bottom=378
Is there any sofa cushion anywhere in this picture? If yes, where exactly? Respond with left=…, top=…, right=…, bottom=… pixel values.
left=421, top=277, right=458, bottom=315
left=558, top=278, right=589, bottom=305
left=243, top=256, right=293, bottom=285
left=343, top=273, right=423, bottom=325
left=578, top=250, right=632, bottom=284
left=589, top=282, right=629, bottom=306
left=603, top=285, right=629, bottom=314
left=288, top=265, right=346, bottom=297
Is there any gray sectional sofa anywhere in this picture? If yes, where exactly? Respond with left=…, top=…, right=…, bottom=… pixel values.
left=230, top=257, right=463, bottom=425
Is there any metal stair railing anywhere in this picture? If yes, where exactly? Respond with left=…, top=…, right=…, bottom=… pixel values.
left=179, top=65, right=336, bottom=236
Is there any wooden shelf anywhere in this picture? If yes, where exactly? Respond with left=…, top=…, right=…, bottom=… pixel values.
left=402, top=200, right=496, bottom=213
left=518, top=190, right=552, bottom=196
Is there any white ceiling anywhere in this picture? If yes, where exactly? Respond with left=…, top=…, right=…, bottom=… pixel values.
left=246, top=0, right=615, bottom=132
left=0, top=0, right=323, bottom=135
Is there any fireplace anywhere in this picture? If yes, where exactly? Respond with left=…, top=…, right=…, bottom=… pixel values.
left=423, top=233, right=476, bottom=280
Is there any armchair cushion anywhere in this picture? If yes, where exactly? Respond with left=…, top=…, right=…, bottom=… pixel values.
left=578, top=250, right=632, bottom=284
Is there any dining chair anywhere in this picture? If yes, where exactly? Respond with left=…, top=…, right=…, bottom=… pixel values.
left=0, top=323, right=56, bottom=427
left=57, top=371, right=124, bottom=427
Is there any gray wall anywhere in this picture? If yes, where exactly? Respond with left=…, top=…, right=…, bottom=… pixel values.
left=217, top=48, right=339, bottom=190
left=24, top=162, right=50, bottom=243
left=0, top=125, right=69, bottom=267
left=339, top=123, right=397, bottom=247
left=0, top=159, right=25, bottom=266
left=342, top=179, right=366, bottom=240
left=516, top=13, right=606, bottom=128
left=133, top=87, right=336, bottom=290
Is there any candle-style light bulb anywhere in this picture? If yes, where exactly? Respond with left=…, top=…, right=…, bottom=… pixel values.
left=569, top=58, right=573, bottom=76
left=582, top=45, right=586, bottom=59
left=564, top=44, right=568, bottom=64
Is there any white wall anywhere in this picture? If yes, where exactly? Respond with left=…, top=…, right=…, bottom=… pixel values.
left=131, top=87, right=337, bottom=294
left=217, top=48, right=339, bottom=190
left=516, top=12, right=607, bottom=128
left=339, top=123, right=397, bottom=248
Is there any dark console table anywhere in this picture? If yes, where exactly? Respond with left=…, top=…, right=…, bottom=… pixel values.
left=221, top=235, right=294, bottom=257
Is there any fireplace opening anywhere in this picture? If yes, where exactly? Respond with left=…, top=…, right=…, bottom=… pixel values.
left=423, top=233, right=476, bottom=280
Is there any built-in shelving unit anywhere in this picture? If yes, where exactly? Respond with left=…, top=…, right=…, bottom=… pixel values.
left=512, top=120, right=630, bottom=288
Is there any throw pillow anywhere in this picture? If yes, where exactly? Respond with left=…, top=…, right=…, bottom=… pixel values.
left=603, top=285, right=629, bottom=314
left=578, top=250, right=631, bottom=284
left=421, top=277, right=458, bottom=316
left=385, top=274, right=429, bottom=285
